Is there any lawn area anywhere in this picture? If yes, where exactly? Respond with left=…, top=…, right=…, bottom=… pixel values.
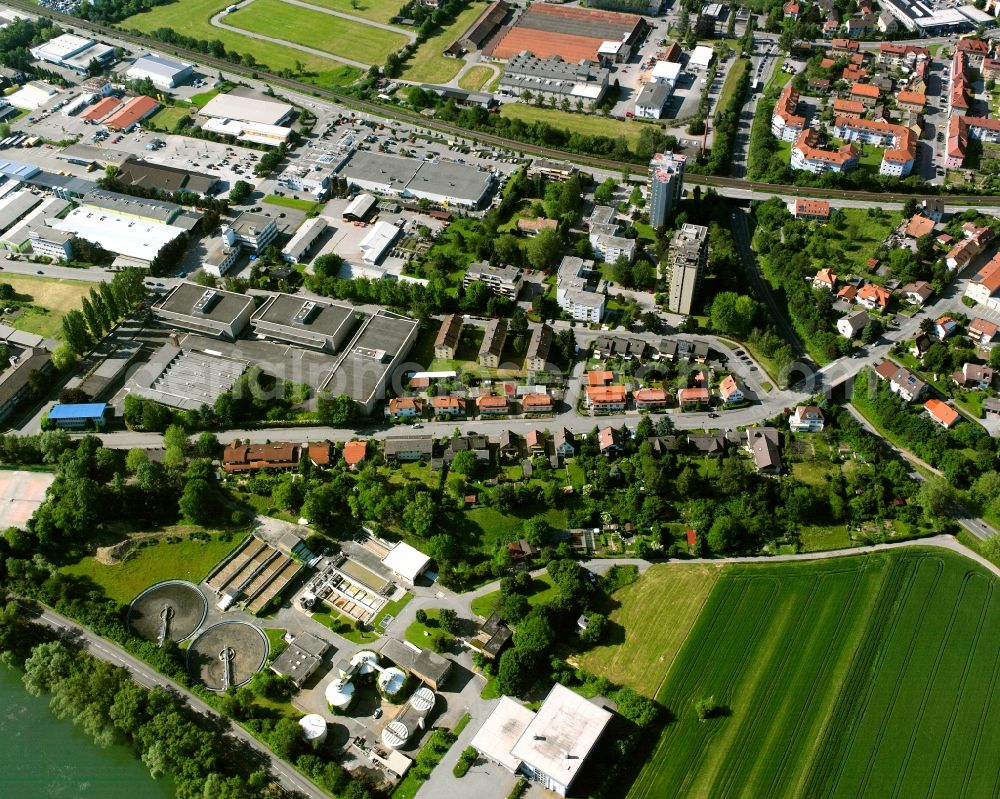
left=263, top=194, right=326, bottom=214
left=717, top=57, right=749, bottom=112
left=147, top=104, right=192, bottom=131
left=264, top=627, right=287, bottom=659
left=227, top=0, right=408, bottom=65
left=624, top=549, right=1000, bottom=799
left=459, top=505, right=566, bottom=554
left=404, top=607, right=451, bottom=649
left=576, top=563, right=721, bottom=699
left=458, top=65, right=494, bottom=92
left=189, top=88, right=220, bottom=107
left=797, top=523, right=852, bottom=551
left=297, top=0, right=404, bottom=23
left=124, top=0, right=355, bottom=83
left=1, top=274, right=92, bottom=339
left=499, top=103, right=643, bottom=145
left=820, top=208, right=900, bottom=273
left=400, top=3, right=483, bottom=84
left=63, top=530, right=247, bottom=604
left=470, top=573, right=558, bottom=618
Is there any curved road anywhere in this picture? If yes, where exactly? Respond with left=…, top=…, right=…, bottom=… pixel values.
left=25, top=602, right=328, bottom=799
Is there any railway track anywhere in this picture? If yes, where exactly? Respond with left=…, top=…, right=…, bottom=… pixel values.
left=11, top=0, right=1000, bottom=205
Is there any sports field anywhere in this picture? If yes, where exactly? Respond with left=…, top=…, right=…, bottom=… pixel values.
left=226, top=0, right=408, bottom=65
left=124, top=0, right=359, bottom=84
left=598, top=549, right=1000, bottom=799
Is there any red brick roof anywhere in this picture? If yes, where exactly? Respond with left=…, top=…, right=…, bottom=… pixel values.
left=103, top=95, right=159, bottom=130
left=80, top=96, right=123, bottom=122
left=343, top=440, right=367, bottom=466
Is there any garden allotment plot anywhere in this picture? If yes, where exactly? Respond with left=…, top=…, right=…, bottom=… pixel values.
left=622, top=549, right=1000, bottom=799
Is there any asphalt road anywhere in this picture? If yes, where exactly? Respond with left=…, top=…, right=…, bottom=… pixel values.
left=26, top=603, right=328, bottom=799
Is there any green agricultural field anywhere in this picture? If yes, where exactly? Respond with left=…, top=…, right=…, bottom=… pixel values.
left=400, top=2, right=484, bottom=84
left=0, top=274, right=91, bottom=339
left=619, top=549, right=1000, bottom=799
left=124, top=0, right=359, bottom=84
left=226, top=0, right=408, bottom=65
left=576, top=563, right=721, bottom=698
left=63, top=531, right=247, bottom=604
left=499, top=103, right=643, bottom=145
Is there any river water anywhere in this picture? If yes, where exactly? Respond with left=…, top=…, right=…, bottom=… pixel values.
left=0, top=665, right=175, bottom=799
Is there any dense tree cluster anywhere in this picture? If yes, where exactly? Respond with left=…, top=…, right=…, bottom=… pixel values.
left=73, top=0, right=174, bottom=25
left=58, top=269, right=146, bottom=360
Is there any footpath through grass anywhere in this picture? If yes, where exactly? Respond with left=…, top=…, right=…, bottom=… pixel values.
left=226, top=0, right=408, bottom=65
left=63, top=530, right=247, bottom=604
left=621, top=549, right=1000, bottom=799
left=124, top=0, right=359, bottom=84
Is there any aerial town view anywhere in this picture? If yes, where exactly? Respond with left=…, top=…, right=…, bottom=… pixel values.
left=0, top=0, right=999, bottom=796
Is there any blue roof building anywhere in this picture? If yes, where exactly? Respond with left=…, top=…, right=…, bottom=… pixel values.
left=47, top=402, right=111, bottom=430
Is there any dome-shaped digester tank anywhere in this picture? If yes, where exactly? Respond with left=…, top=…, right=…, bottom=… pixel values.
left=325, top=679, right=355, bottom=711
left=299, top=714, right=328, bottom=742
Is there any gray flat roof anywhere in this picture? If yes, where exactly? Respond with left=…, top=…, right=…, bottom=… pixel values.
left=199, top=91, right=293, bottom=126
left=229, top=211, right=273, bottom=235
left=0, top=192, right=42, bottom=234
left=337, top=149, right=420, bottom=191
left=407, top=158, right=493, bottom=203
left=337, top=149, right=493, bottom=204
left=130, top=53, right=191, bottom=78
left=155, top=282, right=255, bottom=325
left=252, top=293, right=357, bottom=343
left=82, top=189, right=179, bottom=223
left=325, top=311, right=417, bottom=404
left=116, top=156, right=216, bottom=195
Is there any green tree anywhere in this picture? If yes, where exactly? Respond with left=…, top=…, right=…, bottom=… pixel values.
left=125, top=447, right=148, bottom=473
left=594, top=177, right=616, bottom=204
left=526, top=228, right=562, bottom=270
left=916, top=476, right=954, bottom=522
left=450, top=449, right=479, bottom=477
left=316, top=392, right=356, bottom=426
left=403, top=492, right=436, bottom=537
left=229, top=180, right=252, bottom=204
left=438, top=608, right=459, bottom=634
left=61, top=310, right=93, bottom=355
left=179, top=478, right=218, bottom=525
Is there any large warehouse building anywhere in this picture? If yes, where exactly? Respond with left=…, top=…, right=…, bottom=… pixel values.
left=199, top=91, right=293, bottom=127
left=126, top=54, right=193, bottom=89
left=335, top=150, right=495, bottom=208
left=30, top=33, right=115, bottom=75
left=491, top=4, right=648, bottom=62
